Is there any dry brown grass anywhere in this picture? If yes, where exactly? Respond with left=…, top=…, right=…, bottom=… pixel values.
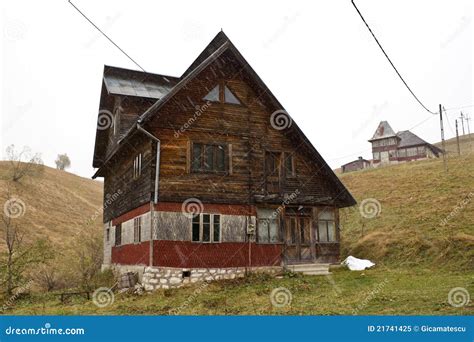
left=339, top=153, right=474, bottom=270
left=0, top=162, right=103, bottom=249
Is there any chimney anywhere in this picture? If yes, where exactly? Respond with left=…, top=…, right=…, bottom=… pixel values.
left=358, top=156, right=363, bottom=161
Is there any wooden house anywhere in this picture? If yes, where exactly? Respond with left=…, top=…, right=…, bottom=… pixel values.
left=92, top=32, right=356, bottom=289
left=341, top=157, right=371, bottom=173
left=369, top=121, right=442, bottom=166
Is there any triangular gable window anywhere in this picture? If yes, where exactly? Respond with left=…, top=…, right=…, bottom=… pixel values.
left=203, top=85, right=220, bottom=102
left=202, top=83, right=241, bottom=105
left=224, top=86, right=240, bottom=104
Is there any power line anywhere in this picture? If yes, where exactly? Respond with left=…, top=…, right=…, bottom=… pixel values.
left=351, top=0, right=437, bottom=115
left=68, top=0, right=146, bottom=72
left=443, top=106, right=455, bottom=136
left=444, top=104, right=474, bottom=111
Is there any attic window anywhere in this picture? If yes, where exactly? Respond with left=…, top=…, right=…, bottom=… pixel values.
left=224, top=86, right=240, bottom=104
left=202, top=83, right=241, bottom=105
left=203, top=85, right=219, bottom=102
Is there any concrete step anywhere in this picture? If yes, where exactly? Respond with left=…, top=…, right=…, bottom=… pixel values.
left=285, top=263, right=331, bottom=275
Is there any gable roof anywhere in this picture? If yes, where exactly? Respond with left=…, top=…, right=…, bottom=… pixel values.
left=341, top=157, right=370, bottom=168
left=396, top=130, right=428, bottom=148
left=93, top=32, right=356, bottom=207
left=369, top=121, right=397, bottom=141
left=396, top=130, right=443, bottom=155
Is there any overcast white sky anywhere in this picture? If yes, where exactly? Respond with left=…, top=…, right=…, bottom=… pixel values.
left=1, top=0, right=472, bottom=177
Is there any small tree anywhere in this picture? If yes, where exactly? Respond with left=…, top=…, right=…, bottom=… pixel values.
left=5, top=145, right=43, bottom=183
left=65, top=223, right=103, bottom=290
left=55, top=154, right=71, bottom=171
left=0, top=186, right=53, bottom=295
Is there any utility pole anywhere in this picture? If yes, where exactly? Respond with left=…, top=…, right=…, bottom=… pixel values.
left=466, top=114, right=471, bottom=135
left=466, top=114, right=472, bottom=153
left=455, top=119, right=461, bottom=156
left=459, top=112, right=465, bottom=135
left=440, top=104, right=447, bottom=172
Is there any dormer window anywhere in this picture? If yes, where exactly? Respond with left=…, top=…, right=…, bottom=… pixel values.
left=203, top=82, right=241, bottom=105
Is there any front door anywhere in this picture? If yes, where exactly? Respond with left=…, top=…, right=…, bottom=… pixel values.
left=284, top=215, right=312, bottom=263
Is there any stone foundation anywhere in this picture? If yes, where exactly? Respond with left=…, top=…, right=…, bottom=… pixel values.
left=141, top=266, right=282, bottom=291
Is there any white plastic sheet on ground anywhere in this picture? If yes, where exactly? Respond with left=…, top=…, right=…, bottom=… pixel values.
left=341, top=256, right=375, bottom=271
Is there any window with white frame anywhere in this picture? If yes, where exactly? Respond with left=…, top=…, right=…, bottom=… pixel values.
left=192, top=214, right=220, bottom=243
left=257, top=209, right=280, bottom=243
left=317, top=209, right=337, bottom=242
left=133, top=153, right=142, bottom=179
left=134, top=217, right=142, bottom=243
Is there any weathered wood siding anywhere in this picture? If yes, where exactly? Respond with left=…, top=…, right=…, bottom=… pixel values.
left=103, top=135, right=153, bottom=222
left=145, top=50, right=339, bottom=207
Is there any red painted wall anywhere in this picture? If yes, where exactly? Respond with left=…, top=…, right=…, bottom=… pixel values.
left=111, top=240, right=282, bottom=268
left=111, top=241, right=150, bottom=265
left=153, top=241, right=282, bottom=268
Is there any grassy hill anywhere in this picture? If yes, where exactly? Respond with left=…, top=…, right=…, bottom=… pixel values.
left=338, top=153, right=474, bottom=270
left=1, top=154, right=473, bottom=315
left=0, top=161, right=103, bottom=248
left=434, top=133, right=474, bottom=156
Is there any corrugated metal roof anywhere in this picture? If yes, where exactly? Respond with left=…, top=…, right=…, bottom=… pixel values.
left=103, top=66, right=179, bottom=99
left=369, top=121, right=397, bottom=141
